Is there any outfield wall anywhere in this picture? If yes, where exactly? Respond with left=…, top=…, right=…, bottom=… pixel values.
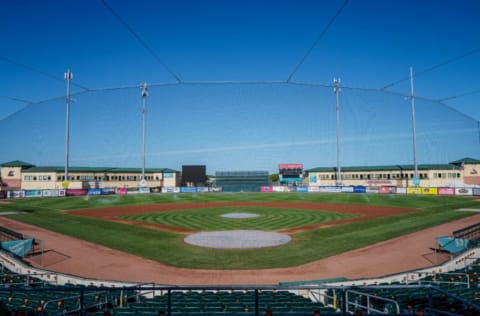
left=1, top=185, right=479, bottom=199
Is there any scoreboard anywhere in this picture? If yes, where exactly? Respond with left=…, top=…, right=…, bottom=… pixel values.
left=278, top=163, right=304, bottom=183
left=182, top=165, right=207, bottom=186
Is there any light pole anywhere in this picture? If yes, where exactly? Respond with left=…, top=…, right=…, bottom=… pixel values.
left=334, top=78, right=342, bottom=186
left=141, top=83, right=148, bottom=185
left=409, top=67, right=419, bottom=186
left=64, top=69, right=73, bottom=184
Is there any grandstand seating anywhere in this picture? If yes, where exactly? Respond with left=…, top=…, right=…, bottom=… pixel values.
left=1, top=264, right=480, bottom=315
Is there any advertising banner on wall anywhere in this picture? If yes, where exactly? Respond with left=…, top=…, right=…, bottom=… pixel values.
left=319, top=186, right=342, bottom=193
left=24, top=190, right=42, bottom=198
left=473, top=188, right=480, bottom=196
left=396, top=187, right=406, bottom=194
left=116, top=188, right=128, bottom=195
left=423, top=187, right=438, bottom=195
left=150, top=187, right=162, bottom=193
left=9, top=191, right=24, bottom=199
left=66, top=189, right=88, bottom=196
left=296, top=186, right=308, bottom=192
left=353, top=186, right=366, bottom=193
left=0, top=191, right=6, bottom=199
left=407, top=187, right=438, bottom=195
left=101, top=188, right=116, bottom=195
left=308, top=186, right=320, bottom=192
left=366, top=187, right=379, bottom=193
left=438, top=187, right=456, bottom=196
left=378, top=187, right=397, bottom=194
left=260, top=186, right=273, bottom=192
left=456, top=187, right=473, bottom=196
left=341, top=186, right=354, bottom=193
left=272, top=186, right=287, bottom=192
left=406, top=187, right=421, bottom=194
left=88, top=189, right=102, bottom=196
left=138, top=187, right=150, bottom=194
left=163, top=173, right=174, bottom=178
left=42, top=189, right=60, bottom=197
left=197, top=187, right=209, bottom=193
left=180, top=187, right=198, bottom=193
left=209, top=187, right=222, bottom=193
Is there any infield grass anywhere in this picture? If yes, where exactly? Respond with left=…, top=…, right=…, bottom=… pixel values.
left=120, top=206, right=357, bottom=230
left=1, top=193, right=479, bottom=269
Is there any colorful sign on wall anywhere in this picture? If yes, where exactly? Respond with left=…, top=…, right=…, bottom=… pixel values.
left=116, top=188, right=128, bottom=195
left=456, top=187, right=473, bottom=196
left=24, top=190, right=42, bottom=198
left=407, top=187, right=437, bottom=195
left=438, top=187, right=455, bottom=196
left=296, top=186, right=308, bottom=192
left=66, top=189, right=88, bottom=196
left=260, top=186, right=273, bottom=192
left=379, top=187, right=397, bottom=194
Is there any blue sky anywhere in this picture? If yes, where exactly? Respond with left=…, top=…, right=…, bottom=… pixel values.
left=1, top=0, right=479, bottom=173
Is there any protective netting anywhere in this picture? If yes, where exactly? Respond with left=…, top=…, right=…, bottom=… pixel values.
left=0, top=83, right=478, bottom=172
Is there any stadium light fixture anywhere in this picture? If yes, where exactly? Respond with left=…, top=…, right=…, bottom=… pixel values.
left=64, top=69, right=73, bottom=186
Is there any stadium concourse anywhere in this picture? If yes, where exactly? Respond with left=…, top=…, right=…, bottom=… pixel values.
left=1, top=214, right=480, bottom=286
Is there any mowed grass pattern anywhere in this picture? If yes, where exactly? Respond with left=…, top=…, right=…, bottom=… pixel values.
left=120, top=206, right=358, bottom=230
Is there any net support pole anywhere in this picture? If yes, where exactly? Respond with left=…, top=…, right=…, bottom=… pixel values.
left=334, top=78, right=342, bottom=186
left=409, top=67, right=419, bottom=184
left=64, top=69, right=73, bottom=182
left=141, top=83, right=148, bottom=183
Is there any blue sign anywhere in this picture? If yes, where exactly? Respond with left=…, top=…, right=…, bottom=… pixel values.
left=101, top=188, right=116, bottom=195
left=295, top=186, right=308, bottom=192
left=164, top=173, right=174, bottom=178
left=24, top=190, right=42, bottom=198
left=353, top=186, right=366, bottom=193
left=88, top=189, right=102, bottom=196
left=180, top=187, right=198, bottom=193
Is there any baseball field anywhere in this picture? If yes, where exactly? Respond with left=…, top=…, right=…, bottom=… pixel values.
left=1, top=192, right=479, bottom=275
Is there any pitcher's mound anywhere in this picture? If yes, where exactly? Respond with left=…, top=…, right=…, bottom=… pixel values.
left=184, top=230, right=292, bottom=249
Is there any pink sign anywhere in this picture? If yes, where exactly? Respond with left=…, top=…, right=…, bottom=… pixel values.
left=438, top=187, right=455, bottom=196
left=278, top=164, right=303, bottom=169
left=260, top=186, right=273, bottom=192
left=378, top=186, right=396, bottom=194
left=116, top=188, right=128, bottom=195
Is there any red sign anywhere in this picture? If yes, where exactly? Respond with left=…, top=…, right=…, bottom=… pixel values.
left=66, top=189, right=88, bottom=196
left=279, top=164, right=303, bottom=170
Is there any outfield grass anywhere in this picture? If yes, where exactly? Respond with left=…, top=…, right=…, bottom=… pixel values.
left=1, top=193, right=479, bottom=269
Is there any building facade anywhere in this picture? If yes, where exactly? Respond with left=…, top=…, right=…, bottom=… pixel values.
left=0, top=161, right=180, bottom=191
left=306, top=158, right=480, bottom=188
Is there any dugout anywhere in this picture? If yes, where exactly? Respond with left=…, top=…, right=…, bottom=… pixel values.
left=214, top=171, right=270, bottom=192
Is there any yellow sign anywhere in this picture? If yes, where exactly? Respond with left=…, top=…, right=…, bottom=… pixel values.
left=407, top=187, right=438, bottom=195
left=61, top=181, right=70, bottom=189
